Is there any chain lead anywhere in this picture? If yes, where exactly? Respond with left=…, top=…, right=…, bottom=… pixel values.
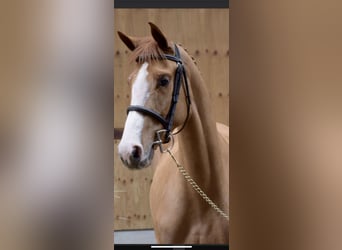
left=166, top=149, right=229, bottom=221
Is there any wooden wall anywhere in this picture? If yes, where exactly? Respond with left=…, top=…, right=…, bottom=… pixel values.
left=114, top=9, right=229, bottom=230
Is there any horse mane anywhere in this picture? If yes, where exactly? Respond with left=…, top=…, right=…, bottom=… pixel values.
left=178, top=44, right=198, bottom=66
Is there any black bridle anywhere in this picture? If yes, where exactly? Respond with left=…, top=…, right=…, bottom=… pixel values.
left=127, top=44, right=191, bottom=144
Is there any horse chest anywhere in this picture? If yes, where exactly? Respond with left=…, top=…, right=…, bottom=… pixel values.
left=150, top=159, right=228, bottom=244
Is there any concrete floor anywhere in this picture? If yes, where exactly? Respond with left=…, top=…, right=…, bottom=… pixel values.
left=114, top=229, right=156, bottom=244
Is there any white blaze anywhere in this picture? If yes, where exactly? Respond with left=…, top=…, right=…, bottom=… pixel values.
left=118, top=62, right=150, bottom=161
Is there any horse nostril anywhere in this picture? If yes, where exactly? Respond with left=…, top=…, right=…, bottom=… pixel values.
left=131, top=145, right=142, bottom=161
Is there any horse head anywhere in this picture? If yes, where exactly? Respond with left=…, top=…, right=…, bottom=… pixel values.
left=118, top=23, right=191, bottom=169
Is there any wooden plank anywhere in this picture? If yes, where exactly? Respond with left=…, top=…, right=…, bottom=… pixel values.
left=114, top=140, right=155, bottom=230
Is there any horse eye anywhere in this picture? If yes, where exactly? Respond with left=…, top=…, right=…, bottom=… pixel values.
left=158, top=77, right=170, bottom=87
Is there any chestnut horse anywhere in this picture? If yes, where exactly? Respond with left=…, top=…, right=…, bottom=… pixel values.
left=118, top=23, right=229, bottom=244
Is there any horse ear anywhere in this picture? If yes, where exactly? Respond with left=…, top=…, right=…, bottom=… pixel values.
left=117, top=31, right=139, bottom=51
left=148, top=22, right=170, bottom=52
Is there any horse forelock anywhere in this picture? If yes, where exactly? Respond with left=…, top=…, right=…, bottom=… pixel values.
left=129, top=38, right=199, bottom=74
left=130, top=37, right=170, bottom=64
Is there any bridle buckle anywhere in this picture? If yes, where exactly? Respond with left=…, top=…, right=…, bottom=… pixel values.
left=152, top=129, right=174, bottom=153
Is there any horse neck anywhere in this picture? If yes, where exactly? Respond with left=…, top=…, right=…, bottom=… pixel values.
left=176, top=53, right=223, bottom=192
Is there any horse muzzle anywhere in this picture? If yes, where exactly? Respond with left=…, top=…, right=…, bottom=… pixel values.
left=118, top=143, right=154, bottom=169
